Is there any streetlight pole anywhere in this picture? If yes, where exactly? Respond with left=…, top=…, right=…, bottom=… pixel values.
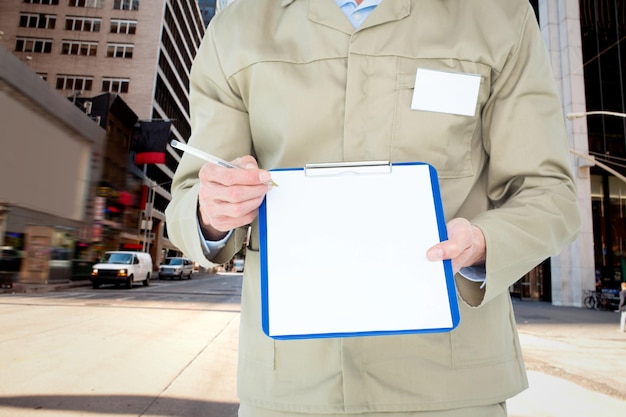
left=567, top=110, right=626, bottom=120
left=568, top=148, right=626, bottom=184
left=567, top=110, right=626, bottom=182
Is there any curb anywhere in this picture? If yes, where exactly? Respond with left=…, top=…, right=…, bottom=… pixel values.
left=0, top=279, right=92, bottom=294
left=0, top=270, right=219, bottom=294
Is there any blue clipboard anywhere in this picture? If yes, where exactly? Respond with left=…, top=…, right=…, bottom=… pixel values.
left=259, top=162, right=459, bottom=340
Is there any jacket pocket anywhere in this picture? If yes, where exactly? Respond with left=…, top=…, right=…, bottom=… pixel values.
left=392, top=58, right=491, bottom=179
left=450, top=294, right=519, bottom=368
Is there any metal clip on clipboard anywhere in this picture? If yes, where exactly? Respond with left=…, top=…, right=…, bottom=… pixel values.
left=304, top=161, right=392, bottom=177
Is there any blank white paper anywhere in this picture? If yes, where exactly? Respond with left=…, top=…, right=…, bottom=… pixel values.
left=260, top=163, right=457, bottom=338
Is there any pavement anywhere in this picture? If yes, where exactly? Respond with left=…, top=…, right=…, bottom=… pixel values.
left=0, top=278, right=91, bottom=294
left=508, top=298, right=625, bottom=417
left=1, top=279, right=625, bottom=417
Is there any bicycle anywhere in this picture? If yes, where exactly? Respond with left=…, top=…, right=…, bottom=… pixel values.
left=583, top=290, right=615, bottom=310
left=584, top=290, right=598, bottom=309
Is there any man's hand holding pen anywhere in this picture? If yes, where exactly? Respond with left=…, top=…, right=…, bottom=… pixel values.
left=198, top=155, right=273, bottom=241
left=169, top=140, right=277, bottom=242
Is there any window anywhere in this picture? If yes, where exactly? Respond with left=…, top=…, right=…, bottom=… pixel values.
left=106, top=43, right=133, bottom=58
left=19, top=13, right=56, bottom=29
left=65, top=16, right=101, bottom=32
left=55, top=74, right=93, bottom=91
left=113, top=0, right=139, bottom=11
left=37, top=73, right=48, bottom=81
left=15, top=37, right=53, bottom=53
left=110, top=19, right=137, bottom=34
left=61, top=40, right=98, bottom=56
left=68, top=0, right=102, bottom=7
left=22, top=0, right=59, bottom=5
left=101, top=78, right=129, bottom=93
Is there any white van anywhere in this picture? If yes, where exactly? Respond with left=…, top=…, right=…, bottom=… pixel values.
left=91, top=251, right=153, bottom=289
left=158, top=257, right=194, bottom=280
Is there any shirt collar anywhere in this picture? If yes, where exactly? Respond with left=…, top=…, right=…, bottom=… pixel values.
left=284, top=0, right=382, bottom=7
left=334, top=0, right=383, bottom=8
left=308, top=0, right=409, bottom=33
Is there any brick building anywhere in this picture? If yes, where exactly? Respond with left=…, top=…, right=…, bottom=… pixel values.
left=0, top=0, right=205, bottom=265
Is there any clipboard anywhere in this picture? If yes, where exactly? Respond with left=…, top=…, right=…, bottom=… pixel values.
left=258, top=162, right=459, bottom=340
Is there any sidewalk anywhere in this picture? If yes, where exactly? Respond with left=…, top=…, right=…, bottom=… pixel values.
left=173, top=297, right=625, bottom=417
left=1, top=280, right=624, bottom=417
left=0, top=278, right=91, bottom=294
left=508, top=299, right=625, bottom=416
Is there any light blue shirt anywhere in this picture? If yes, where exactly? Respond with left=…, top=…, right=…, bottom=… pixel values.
left=199, top=223, right=231, bottom=256
left=334, top=0, right=381, bottom=28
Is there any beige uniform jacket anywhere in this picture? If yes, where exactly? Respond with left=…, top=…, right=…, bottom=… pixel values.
left=166, top=0, right=581, bottom=413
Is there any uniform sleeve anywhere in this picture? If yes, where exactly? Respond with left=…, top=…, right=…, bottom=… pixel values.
left=464, top=7, right=581, bottom=307
left=165, top=23, right=252, bottom=267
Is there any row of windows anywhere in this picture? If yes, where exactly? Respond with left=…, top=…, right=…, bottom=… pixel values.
left=61, top=39, right=98, bottom=56
left=19, top=13, right=56, bottom=29
left=111, top=18, right=136, bottom=34
left=23, top=0, right=59, bottom=4
left=65, top=16, right=101, bottom=32
left=55, top=74, right=130, bottom=93
left=106, top=43, right=133, bottom=58
left=69, top=0, right=102, bottom=6
left=16, top=37, right=134, bottom=58
left=22, top=0, right=138, bottom=10
left=15, top=37, right=53, bottom=53
left=19, top=13, right=137, bottom=34
left=113, top=0, right=139, bottom=10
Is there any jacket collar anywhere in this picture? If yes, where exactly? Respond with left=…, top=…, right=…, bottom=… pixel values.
left=303, top=0, right=410, bottom=34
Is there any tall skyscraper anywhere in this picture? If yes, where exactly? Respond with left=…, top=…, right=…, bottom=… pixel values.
left=0, top=0, right=205, bottom=257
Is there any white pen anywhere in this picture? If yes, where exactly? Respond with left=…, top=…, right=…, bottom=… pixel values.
left=170, top=139, right=278, bottom=187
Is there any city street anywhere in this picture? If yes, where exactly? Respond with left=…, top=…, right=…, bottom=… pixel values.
left=1, top=2, right=623, bottom=416
left=0, top=272, right=242, bottom=417
left=0, top=273, right=625, bottom=417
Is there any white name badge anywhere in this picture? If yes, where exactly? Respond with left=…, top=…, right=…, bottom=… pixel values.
left=411, top=68, right=481, bottom=117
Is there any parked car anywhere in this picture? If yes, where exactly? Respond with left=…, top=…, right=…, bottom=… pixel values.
left=0, top=247, right=21, bottom=272
left=233, top=258, right=244, bottom=272
left=158, top=257, right=194, bottom=280
left=90, top=251, right=152, bottom=289
left=0, top=247, right=22, bottom=288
